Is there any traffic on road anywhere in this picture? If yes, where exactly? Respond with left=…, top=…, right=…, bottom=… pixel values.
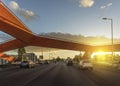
left=0, top=60, right=120, bottom=86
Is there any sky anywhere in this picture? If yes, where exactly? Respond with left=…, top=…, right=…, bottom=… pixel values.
left=2, top=0, right=120, bottom=38
left=1, top=0, right=120, bottom=59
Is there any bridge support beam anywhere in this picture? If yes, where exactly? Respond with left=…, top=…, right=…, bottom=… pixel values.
left=83, top=51, right=93, bottom=59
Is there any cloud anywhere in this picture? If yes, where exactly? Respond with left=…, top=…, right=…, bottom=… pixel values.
left=107, top=3, right=112, bottom=7
left=79, top=0, right=94, bottom=8
left=9, top=1, right=19, bottom=10
left=9, top=1, right=39, bottom=21
left=100, top=3, right=112, bottom=10
left=100, top=6, right=106, bottom=9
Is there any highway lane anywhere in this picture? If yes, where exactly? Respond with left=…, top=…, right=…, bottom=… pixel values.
left=0, top=62, right=120, bottom=86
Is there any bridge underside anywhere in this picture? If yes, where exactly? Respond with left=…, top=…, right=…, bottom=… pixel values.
left=0, top=1, right=120, bottom=60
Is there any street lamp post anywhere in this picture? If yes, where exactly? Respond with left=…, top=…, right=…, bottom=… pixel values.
left=102, top=18, right=114, bottom=64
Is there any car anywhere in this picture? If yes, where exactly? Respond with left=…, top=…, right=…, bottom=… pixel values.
left=20, top=60, right=35, bottom=68
left=12, top=61, right=21, bottom=65
left=66, top=60, right=73, bottom=66
left=78, top=59, right=93, bottom=70
left=44, top=60, right=50, bottom=64
left=38, top=60, right=44, bottom=64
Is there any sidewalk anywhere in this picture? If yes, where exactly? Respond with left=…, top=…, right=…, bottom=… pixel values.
left=0, top=64, right=19, bottom=72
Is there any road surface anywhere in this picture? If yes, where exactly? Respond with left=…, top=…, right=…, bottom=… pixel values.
left=0, top=62, right=120, bottom=86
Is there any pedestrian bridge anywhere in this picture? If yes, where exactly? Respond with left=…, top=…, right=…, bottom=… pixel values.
left=0, top=1, right=120, bottom=59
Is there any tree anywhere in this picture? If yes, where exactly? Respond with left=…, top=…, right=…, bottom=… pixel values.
left=56, top=56, right=61, bottom=62
left=73, top=53, right=83, bottom=62
left=18, top=48, right=26, bottom=61
left=73, top=55, right=80, bottom=62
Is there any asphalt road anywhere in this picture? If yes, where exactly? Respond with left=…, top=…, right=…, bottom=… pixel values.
left=0, top=62, right=120, bottom=86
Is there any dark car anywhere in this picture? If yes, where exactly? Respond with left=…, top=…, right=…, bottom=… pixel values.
left=20, top=60, right=35, bottom=68
left=44, top=60, right=50, bottom=64
left=66, top=60, right=73, bottom=66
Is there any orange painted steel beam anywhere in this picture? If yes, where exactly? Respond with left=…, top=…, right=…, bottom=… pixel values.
left=30, top=35, right=92, bottom=51
left=0, top=1, right=35, bottom=45
left=31, top=36, right=120, bottom=52
left=0, top=18, right=34, bottom=44
left=0, top=39, right=27, bottom=52
left=0, top=2, right=32, bottom=33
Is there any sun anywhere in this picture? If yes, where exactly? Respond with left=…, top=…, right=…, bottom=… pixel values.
left=91, top=51, right=105, bottom=59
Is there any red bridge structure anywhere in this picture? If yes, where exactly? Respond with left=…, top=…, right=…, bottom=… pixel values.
left=0, top=1, right=120, bottom=60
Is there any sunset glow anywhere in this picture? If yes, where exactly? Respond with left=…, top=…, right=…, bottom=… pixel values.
left=91, top=51, right=105, bottom=59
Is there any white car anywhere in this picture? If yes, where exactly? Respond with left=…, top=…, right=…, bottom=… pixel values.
left=78, top=59, right=93, bottom=70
